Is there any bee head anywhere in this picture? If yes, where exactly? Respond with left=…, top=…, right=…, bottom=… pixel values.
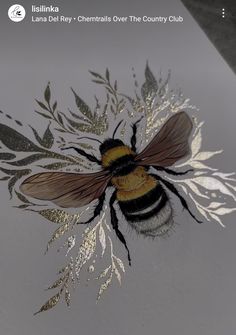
left=99, top=139, right=124, bottom=155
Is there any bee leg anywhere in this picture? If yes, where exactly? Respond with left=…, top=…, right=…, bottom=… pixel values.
left=78, top=193, right=106, bottom=224
left=61, top=146, right=101, bottom=165
left=154, top=175, right=202, bottom=224
left=154, top=167, right=193, bottom=176
left=130, top=116, right=144, bottom=152
left=110, top=191, right=132, bottom=266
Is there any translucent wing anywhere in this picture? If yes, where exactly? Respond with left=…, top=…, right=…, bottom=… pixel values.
left=20, top=170, right=111, bottom=208
left=135, top=111, right=193, bottom=167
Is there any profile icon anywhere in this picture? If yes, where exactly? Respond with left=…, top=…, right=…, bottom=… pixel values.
left=8, top=4, right=26, bottom=22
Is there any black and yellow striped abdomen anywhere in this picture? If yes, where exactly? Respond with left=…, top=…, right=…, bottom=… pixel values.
left=101, top=143, right=173, bottom=236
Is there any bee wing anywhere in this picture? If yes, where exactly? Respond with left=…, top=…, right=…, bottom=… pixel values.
left=20, top=170, right=111, bottom=208
left=135, top=111, right=193, bottom=167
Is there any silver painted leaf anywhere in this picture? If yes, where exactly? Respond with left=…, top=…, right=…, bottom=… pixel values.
left=114, top=256, right=125, bottom=273
left=194, top=150, right=223, bottom=161
left=210, top=212, right=225, bottom=227
left=99, top=225, right=106, bottom=257
left=191, top=129, right=202, bottom=157
left=193, top=176, right=236, bottom=201
left=114, top=267, right=121, bottom=285
left=213, top=207, right=236, bottom=215
left=207, top=202, right=226, bottom=209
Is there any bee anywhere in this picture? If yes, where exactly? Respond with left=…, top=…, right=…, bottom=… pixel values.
left=20, top=111, right=201, bottom=265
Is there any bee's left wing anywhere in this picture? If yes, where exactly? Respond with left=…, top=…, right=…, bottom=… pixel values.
left=20, top=170, right=111, bottom=208
left=134, top=111, right=193, bottom=167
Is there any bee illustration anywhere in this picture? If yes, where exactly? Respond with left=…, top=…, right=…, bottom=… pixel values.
left=20, top=111, right=201, bottom=265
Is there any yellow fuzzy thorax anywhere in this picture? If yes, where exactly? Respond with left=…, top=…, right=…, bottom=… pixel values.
left=101, top=145, right=134, bottom=167
left=112, top=166, right=157, bottom=201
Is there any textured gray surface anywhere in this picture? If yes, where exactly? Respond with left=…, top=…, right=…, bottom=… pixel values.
left=0, top=0, right=236, bottom=334
left=181, top=0, right=236, bottom=73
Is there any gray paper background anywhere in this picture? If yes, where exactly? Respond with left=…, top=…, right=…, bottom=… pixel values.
left=0, top=0, right=236, bottom=334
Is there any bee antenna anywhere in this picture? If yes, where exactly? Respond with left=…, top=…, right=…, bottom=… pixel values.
left=112, top=120, right=123, bottom=138
left=76, top=136, right=102, bottom=144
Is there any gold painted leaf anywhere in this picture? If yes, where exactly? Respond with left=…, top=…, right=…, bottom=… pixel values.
left=75, top=228, right=96, bottom=278
left=97, top=273, right=112, bottom=301
left=47, top=276, right=65, bottom=290
left=65, top=289, right=71, bottom=307
left=65, top=235, right=76, bottom=256
left=34, top=293, right=61, bottom=315
left=37, top=209, right=72, bottom=224
left=46, top=222, right=70, bottom=252
left=58, top=265, right=69, bottom=275
left=96, top=266, right=111, bottom=279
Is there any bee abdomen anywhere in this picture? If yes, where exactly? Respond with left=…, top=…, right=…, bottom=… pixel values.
left=119, top=184, right=173, bottom=236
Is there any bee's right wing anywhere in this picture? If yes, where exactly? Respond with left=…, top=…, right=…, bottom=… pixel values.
left=20, top=170, right=112, bottom=208
left=134, top=111, right=193, bottom=167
